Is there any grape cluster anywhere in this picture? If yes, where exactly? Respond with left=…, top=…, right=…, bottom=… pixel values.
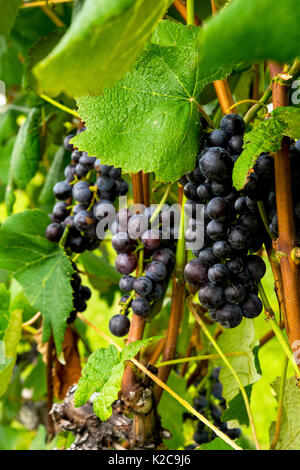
left=68, top=266, right=91, bottom=324
left=181, top=114, right=266, bottom=328
left=186, top=367, right=241, bottom=448
left=243, top=140, right=300, bottom=242
left=45, top=129, right=129, bottom=253
left=109, top=207, right=177, bottom=337
left=45, top=130, right=129, bottom=321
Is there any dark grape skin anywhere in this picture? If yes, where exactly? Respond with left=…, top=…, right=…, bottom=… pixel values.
left=212, top=240, right=231, bottom=259
left=184, top=259, right=208, bottom=288
left=133, top=276, right=153, bottom=296
left=131, top=297, right=151, bottom=317
left=119, top=275, right=135, bottom=292
left=196, top=183, right=212, bottom=202
left=153, top=248, right=175, bottom=271
left=97, top=175, right=115, bottom=192
left=72, top=181, right=92, bottom=203
left=53, top=181, right=72, bottom=200
left=112, top=232, right=135, bottom=254
left=198, top=283, right=225, bottom=309
left=79, top=285, right=92, bottom=301
left=184, top=182, right=198, bottom=200
left=227, top=258, right=244, bottom=275
left=228, top=135, right=243, bottom=155
left=220, top=113, right=245, bottom=137
left=145, top=261, right=167, bottom=282
left=207, top=197, right=232, bottom=222
left=199, top=147, right=233, bottom=183
left=53, top=201, right=70, bottom=221
left=74, top=210, right=96, bottom=231
left=198, top=247, right=218, bottom=267
left=71, top=150, right=82, bottom=163
left=207, top=129, right=228, bottom=148
left=109, top=314, right=130, bottom=337
left=241, top=294, right=263, bottom=318
left=79, top=155, right=96, bottom=169
left=115, top=253, right=138, bottom=275
left=64, top=134, right=75, bottom=151
left=147, top=282, right=163, bottom=301
left=208, top=264, right=230, bottom=286
left=228, top=225, right=251, bottom=251
left=45, top=223, right=64, bottom=242
left=68, top=234, right=87, bottom=253
left=246, top=255, right=266, bottom=281
left=225, top=283, right=246, bottom=304
left=234, top=196, right=248, bottom=214
left=216, top=303, right=243, bottom=328
left=206, top=220, right=228, bottom=241
left=141, top=230, right=161, bottom=251
left=75, top=163, right=89, bottom=178
left=211, top=180, right=232, bottom=197
left=238, top=213, right=259, bottom=234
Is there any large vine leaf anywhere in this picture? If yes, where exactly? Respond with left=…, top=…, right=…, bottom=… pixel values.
left=0, top=0, right=21, bottom=37
left=38, top=146, right=66, bottom=205
left=158, top=371, right=193, bottom=450
left=269, top=376, right=300, bottom=450
left=0, top=284, right=11, bottom=341
left=272, top=107, right=300, bottom=139
left=198, top=0, right=300, bottom=71
left=212, top=319, right=261, bottom=403
left=74, top=337, right=160, bottom=421
left=34, top=0, right=173, bottom=97
left=0, top=210, right=74, bottom=353
left=232, top=118, right=286, bottom=190
left=0, top=309, right=22, bottom=398
left=72, top=21, right=235, bottom=183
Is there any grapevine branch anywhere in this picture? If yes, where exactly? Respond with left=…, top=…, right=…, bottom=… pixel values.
left=77, top=314, right=242, bottom=450
left=269, top=62, right=300, bottom=357
left=46, top=334, right=54, bottom=437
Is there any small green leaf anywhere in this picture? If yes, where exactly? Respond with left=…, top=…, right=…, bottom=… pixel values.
left=272, top=106, right=300, bottom=139
left=0, top=0, right=21, bottom=37
left=0, top=309, right=22, bottom=398
left=75, top=337, right=159, bottom=420
left=34, top=0, right=172, bottom=97
left=198, top=437, right=233, bottom=450
left=8, top=107, right=41, bottom=190
left=0, top=209, right=74, bottom=353
left=212, top=319, right=261, bottom=403
left=72, top=21, right=234, bottom=183
left=158, top=371, right=193, bottom=449
left=198, top=0, right=300, bottom=73
left=222, top=384, right=252, bottom=426
left=232, top=118, right=286, bottom=190
left=79, top=251, right=121, bottom=294
left=0, top=284, right=11, bottom=341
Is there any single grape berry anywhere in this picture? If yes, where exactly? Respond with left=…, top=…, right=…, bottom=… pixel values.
left=53, top=201, right=70, bottom=221
left=64, top=134, right=75, bottom=151
left=119, top=275, right=135, bottom=292
left=212, top=240, right=231, bottom=259
left=53, top=181, right=72, bottom=200
left=112, top=232, right=135, bottom=254
left=225, top=283, right=246, bottom=304
left=245, top=255, right=266, bottom=281
left=241, top=294, right=263, bottom=318
left=198, top=247, right=219, bottom=267
left=145, top=261, right=167, bottom=282
left=74, top=210, right=96, bottom=231
left=141, top=230, right=161, bottom=251
left=208, top=264, right=230, bottom=286
left=147, top=282, right=163, bottom=301
left=79, top=285, right=92, bottom=301
left=207, top=197, right=232, bottom=222
left=184, top=259, right=208, bottom=288
left=198, top=283, right=225, bottom=309
left=228, top=225, right=251, bottom=251
left=207, top=129, right=228, bottom=148
left=196, top=183, right=212, bottom=203
left=109, top=314, right=130, bottom=337
left=133, top=276, right=153, bottom=297
left=199, top=147, right=233, bottom=183
left=72, top=181, right=92, bottom=203
left=68, top=234, right=87, bottom=253
left=45, top=223, right=64, bottom=242
left=220, top=113, right=245, bottom=137
left=206, top=220, right=228, bottom=241
left=153, top=248, right=175, bottom=271
left=215, top=303, right=243, bottom=328
left=228, top=135, right=243, bottom=155
left=131, top=297, right=151, bottom=317
left=115, top=253, right=137, bottom=275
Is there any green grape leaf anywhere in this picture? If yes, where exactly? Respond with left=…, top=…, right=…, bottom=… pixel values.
left=72, top=21, right=234, bottom=183
left=34, top=0, right=173, bottom=98
left=0, top=209, right=74, bottom=353
left=0, top=0, right=21, bottom=37
left=232, top=118, right=286, bottom=190
left=38, top=146, right=66, bottom=205
left=199, top=438, right=233, bottom=450
left=222, top=384, right=252, bottom=426
left=198, top=0, right=300, bottom=72
left=74, top=337, right=160, bottom=421
left=0, top=309, right=22, bottom=398
left=158, top=371, right=193, bottom=450
left=269, top=376, right=300, bottom=450
left=272, top=106, right=300, bottom=139
left=212, top=319, right=261, bottom=403
left=0, top=284, right=11, bottom=341
left=0, top=36, right=22, bottom=88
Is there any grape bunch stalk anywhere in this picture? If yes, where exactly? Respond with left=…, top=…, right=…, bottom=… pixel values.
left=181, top=114, right=267, bottom=328
left=45, top=129, right=129, bottom=322
left=109, top=206, right=178, bottom=337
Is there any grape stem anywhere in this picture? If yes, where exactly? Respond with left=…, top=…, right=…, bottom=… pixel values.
left=243, top=86, right=272, bottom=127
left=40, top=93, right=80, bottom=118
left=269, top=62, right=300, bottom=364
left=157, top=351, right=247, bottom=367
left=188, top=296, right=261, bottom=450
left=77, top=314, right=242, bottom=450
left=269, top=356, right=288, bottom=450
left=149, top=183, right=172, bottom=225
left=46, top=334, right=54, bottom=437
left=186, top=0, right=195, bottom=26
